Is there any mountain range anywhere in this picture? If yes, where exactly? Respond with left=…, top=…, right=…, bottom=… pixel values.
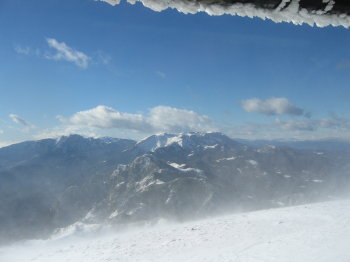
left=1, top=132, right=349, bottom=244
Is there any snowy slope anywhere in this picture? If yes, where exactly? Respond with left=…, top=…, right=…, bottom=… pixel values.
left=1, top=199, right=350, bottom=262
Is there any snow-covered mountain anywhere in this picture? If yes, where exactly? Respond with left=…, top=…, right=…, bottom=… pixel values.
left=0, top=132, right=349, bottom=244
left=87, top=133, right=350, bottom=225
left=0, top=135, right=136, bottom=243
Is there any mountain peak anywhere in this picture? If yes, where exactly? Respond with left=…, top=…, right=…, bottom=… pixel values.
left=134, top=132, right=237, bottom=153
left=136, top=133, right=175, bottom=152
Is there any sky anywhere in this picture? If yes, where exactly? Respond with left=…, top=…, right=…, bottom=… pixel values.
left=1, top=0, right=350, bottom=146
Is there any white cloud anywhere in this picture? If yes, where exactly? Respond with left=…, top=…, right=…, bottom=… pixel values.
left=223, top=112, right=350, bottom=140
left=34, top=125, right=99, bottom=140
left=9, top=114, right=34, bottom=128
left=275, top=114, right=350, bottom=132
left=14, top=45, right=41, bottom=56
left=155, top=71, right=166, bottom=79
left=319, top=115, right=350, bottom=129
left=93, top=51, right=112, bottom=65
left=0, top=129, right=3, bottom=135
left=241, top=97, right=304, bottom=116
left=148, top=106, right=214, bottom=132
left=15, top=39, right=109, bottom=68
left=60, top=105, right=151, bottom=131
left=98, top=54, right=111, bottom=65
left=59, top=105, right=215, bottom=133
left=14, top=45, right=31, bottom=55
left=46, top=38, right=90, bottom=69
left=275, top=118, right=315, bottom=131
left=100, top=0, right=121, bottom=5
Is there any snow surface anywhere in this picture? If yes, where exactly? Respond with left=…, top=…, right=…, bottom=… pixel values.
left=136, top=132, right=231, bottom=152
left=135, top=133, right=174, bottom=152
left=167, top=162, right=203, bottom=173
left=1, top=199, right=350, bottom=262
left=165, top=135, right=184, bottom=147
left=216, top=156, right=237, bottom=162
left=203, top=144, right=219, bottom=149
left=135, top=133, right=187, bottom=152
left=247, top=159, right=258, bottom=166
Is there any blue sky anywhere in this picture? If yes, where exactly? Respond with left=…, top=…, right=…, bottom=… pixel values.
left=1, top=0, right=350, bottom=146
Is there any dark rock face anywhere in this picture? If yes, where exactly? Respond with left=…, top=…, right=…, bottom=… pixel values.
left=0, top=133, right=349, bottom=244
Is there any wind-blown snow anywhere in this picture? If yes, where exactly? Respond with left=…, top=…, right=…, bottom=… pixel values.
left=100, top=0, right=350, bottom=28
left=247, top=159, right=258, bottom=166
left=1, top=199, right=350, bottom=262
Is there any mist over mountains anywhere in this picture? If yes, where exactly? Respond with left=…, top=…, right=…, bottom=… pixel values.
left=1, top=132, right=350, bottom=244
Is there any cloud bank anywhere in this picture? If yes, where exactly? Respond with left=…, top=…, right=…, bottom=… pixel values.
left=275, top=114, right=350, bottom=132
left=275, top=118, right=315, bottom=131
left=241, top=97, right=304, bottom=116
left=9, top=104, right=350, bottom=142
left=59, top=105, right=215, bottom=133
left=99, top=0, right=350, bottom=28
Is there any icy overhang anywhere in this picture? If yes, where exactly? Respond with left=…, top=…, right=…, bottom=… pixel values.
left=100, top=0, right=350, bottom=28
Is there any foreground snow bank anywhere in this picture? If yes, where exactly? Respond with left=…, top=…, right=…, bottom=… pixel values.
left=1, top=199, right=350, bottom=262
